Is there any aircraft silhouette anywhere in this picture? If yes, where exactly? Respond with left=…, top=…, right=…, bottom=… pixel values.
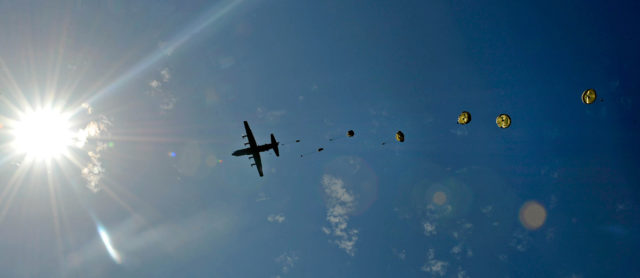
left=232, top=121, right=279, bottom=177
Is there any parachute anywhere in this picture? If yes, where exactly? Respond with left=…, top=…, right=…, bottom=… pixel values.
left=457, top=111, right=471, bottom=125
left=496, top=114, right=511, bottom=128
left=395, top=131, right=405, bottom=142
left=582, top=88, right=597, bottom=104
left=300, top=147, right=324, bottom=157
left=330, top=130, right=355, bottom=141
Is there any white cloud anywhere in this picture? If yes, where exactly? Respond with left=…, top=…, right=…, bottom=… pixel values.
left=160, top=67, right=171, bottom=82
left=481, top=205, right=494, bottom=216
left=267, top=214, right=285, bottom=224
left=275, top=252, right=298, bottom=274
left=217, top=56, right=236, bottom=69
left=321, top=227, right=331, bottom=235
left=256, top=192, right=269, bottom=202
left=457, top=267, right=469, bottom=278
left=422, top=249, right=448, bottom=276
left=616, top=201, right=631, bottom=212
left=322, top=174, right=358, bottom=256
left=423, top=222, right=437, bottom=236
left=147, top=68, right=176, bottom=112
left=510, top=228, right=532, bottom=252
left=149, top=80, right=161, bottom=88
left=450, top=243, right=462, bottom=255
left=392, top=248, right=406, bottom=260
left=74, top=105, right=112, bottom=192
left=450, top=126, right=468, bottom=136
left=257, top=107, right=287, bottom=122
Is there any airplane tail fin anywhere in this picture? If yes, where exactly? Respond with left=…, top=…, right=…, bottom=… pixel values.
left=271, top=133, right=279, bottom=157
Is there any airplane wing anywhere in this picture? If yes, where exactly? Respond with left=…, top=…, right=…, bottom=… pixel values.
left=244, top=121, right=258, bottom=149
left=244, top=121, right=263, bottom=176
left=253, top=151, right=264, bottom=177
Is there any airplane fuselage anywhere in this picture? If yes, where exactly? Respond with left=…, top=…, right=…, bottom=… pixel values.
left=232, top=144, right=275, bottom=156
left=232, top=121, right=280, bottom=177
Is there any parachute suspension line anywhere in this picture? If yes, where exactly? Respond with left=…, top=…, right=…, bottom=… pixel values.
left=329, top=130, right=355, bottom=142
left=300, top=147, right=324, bottom=158
left=279, top=139, right=301, bottom=146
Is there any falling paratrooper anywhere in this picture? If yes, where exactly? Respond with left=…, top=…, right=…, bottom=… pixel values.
left=496, top=114, right=511, bottom=129
left=457, top=111, right=471, bottom=125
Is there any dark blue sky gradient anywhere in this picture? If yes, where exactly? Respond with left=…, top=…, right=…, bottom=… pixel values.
left=0, top=0, right=638, bottom=277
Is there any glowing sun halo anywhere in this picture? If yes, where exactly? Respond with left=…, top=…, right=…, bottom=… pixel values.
left=11, top=109, right=74, bottom=160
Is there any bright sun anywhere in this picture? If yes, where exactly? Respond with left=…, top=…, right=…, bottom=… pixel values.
left=11, top=109, right=74, bottom=160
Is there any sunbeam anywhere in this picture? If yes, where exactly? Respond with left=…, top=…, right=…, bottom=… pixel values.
left=84, top=0, right=246, bottom=107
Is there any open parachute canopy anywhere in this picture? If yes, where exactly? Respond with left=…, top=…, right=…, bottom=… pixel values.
left=582, top=88, right=597, bottom=104
left=347, top=130, right=355, bottom=137
left=395, top=131, right=405, bottom=142
left=457, top=111, right=471, bottom=125
left=496, top=114, right=511, bottom=128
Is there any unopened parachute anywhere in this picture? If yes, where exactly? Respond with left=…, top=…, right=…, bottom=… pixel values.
left=395, top=131, right=405, bottom=142
left=347, top=130, right=355, bottom=137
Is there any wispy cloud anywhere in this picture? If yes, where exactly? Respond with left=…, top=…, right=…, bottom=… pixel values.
left=147, top=67, right=176, bottom=112
left=256, top=192, right=270, bottom=202
left=392, top=248, right=406, bottom=260
left=421, top=249, right=448, bottom=276
left=75, top=104, right=112, bottom=192
left=275, top=251, right=298, bottom=274
left=267, top=214, right=285, bottom=224
left=423, top=222, right=437, bottom=236
left=510, top=228, right=532, bottom=252
left=422, top=204, right=452, bottom=236
left=257, top=107, right=286, bottom=122
left=449, top=126, right=469, bottom=136
left=160, top=68, right=171, bottom=82
left=322, top=174, right=359, bottom=256
left=456, top=267, right=469, bottom=278
left=420, top=199, right=474, bottom=275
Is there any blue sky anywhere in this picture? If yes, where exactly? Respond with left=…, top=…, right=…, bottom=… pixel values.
left=0, top=0, right=638, bottom=277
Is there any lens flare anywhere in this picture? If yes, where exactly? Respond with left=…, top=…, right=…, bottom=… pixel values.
left=519, top=201, right=547, bottom=230
left=98, top=225, right=122, bottom=264
left=432, top=191, right=447, bottom=205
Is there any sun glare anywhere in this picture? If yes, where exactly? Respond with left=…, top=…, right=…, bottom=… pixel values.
left=11, top=109, right=74, bottom=160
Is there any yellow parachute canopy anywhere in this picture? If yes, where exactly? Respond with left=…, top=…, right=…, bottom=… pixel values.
left=582, top=88, right=597, bottom=104
left=347, top=130, right=355, bottom=137
left=496, top=114, right=511, bottom=129
left=395, top=131, right=405, bottom=142
left=457, top=111, right=471, bottom=125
